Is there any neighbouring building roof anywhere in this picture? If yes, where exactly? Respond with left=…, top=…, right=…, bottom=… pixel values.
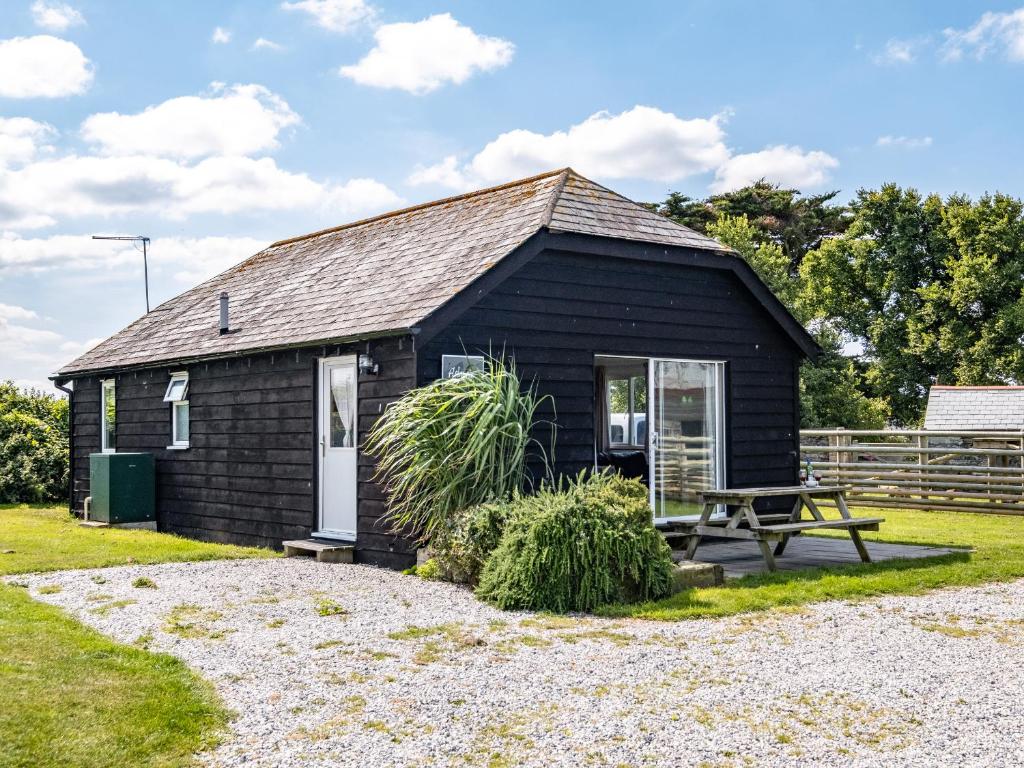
left=56, top=169, right=733, bottom=376
left=924, top=386, right=1024, bottom=431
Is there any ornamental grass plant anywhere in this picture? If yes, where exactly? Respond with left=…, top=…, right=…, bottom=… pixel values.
left=365, top=357, right=551, bottom=542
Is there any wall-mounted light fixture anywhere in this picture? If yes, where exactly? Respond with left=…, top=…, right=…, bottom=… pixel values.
left=358, top=353, right=379, bottom=376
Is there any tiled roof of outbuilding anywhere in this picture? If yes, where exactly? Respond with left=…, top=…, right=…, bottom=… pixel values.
left=58, top=168, right=729, bottom=376
left=924, top=386, right=1024, bottom=431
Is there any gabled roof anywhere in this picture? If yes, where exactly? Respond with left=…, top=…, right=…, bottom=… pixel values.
left=57, top=169, right=736, bottom=376
left=924, top=386, right=1024, bottom=431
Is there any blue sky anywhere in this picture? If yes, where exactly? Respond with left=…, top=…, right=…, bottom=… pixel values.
left=1, top=0, right=1023, bottom=389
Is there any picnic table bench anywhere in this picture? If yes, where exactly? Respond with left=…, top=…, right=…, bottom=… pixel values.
left=679, top=485, right=884, bottom=572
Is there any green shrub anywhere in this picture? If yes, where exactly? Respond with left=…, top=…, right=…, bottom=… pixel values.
left=0, top=382, right=69, bottom=504
left=475, top=473, right=674, bottom=613
left=430, top=500, right=513, bottom=585
left=413, top=558, right=443, bottom=581
left=365, top=357, right=551, bottom=542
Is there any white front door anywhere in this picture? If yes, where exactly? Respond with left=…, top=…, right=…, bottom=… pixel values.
left=317, top=356, right=358, bottom=540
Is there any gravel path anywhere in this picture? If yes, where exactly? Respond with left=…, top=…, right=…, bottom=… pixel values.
left=11, top=559, right=1024, bottom=767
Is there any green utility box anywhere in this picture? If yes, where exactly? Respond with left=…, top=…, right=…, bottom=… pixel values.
left=89, top=453, right=155, bottom=524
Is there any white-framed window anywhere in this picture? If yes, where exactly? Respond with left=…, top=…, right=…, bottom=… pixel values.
left=163, top=372, right=190, bottom=449
left=101, top=378, right=116, bottom=453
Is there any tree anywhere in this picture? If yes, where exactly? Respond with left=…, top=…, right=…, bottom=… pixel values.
left=707, top=214, right=797, bottom=311
left=0, top=382, right=69, bottom=503
left=707, top=213, right=886, bottom=428
left=798, top=327, right=888, bottom=429
left=799, top=185, right=956, bottom=425
left=652, top=180, right=849, bottom=271
left=920, top=193, right=1024, bottom=385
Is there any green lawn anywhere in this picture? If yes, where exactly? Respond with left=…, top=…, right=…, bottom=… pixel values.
left=601, top=505, right=1024, bottom=621
left=0, top=504, right=274, bottom=768
left=6, top=503, right=1024, bottom=764
left=0, top=504, right=268, bottom=574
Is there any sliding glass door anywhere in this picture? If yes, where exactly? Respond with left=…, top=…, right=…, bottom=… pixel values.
left=649, top=359, right=725, bottom=522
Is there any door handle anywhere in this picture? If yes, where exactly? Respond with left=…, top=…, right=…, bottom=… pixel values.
left=320, top=436, right=326, bottom=457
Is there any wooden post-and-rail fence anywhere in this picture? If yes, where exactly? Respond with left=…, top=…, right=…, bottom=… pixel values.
left=800, top=429, right=1024, bottom=515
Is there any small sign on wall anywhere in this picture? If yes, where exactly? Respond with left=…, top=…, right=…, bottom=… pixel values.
left=441, top=354, right=485, bottom=379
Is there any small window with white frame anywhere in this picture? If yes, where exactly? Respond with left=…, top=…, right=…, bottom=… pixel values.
left=163, top=372, right=190, bottom=448
left=101, top=379, right=116, bottom=453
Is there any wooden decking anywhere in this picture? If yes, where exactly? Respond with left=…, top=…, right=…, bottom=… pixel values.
left=682, top=535, right=964, bottom=579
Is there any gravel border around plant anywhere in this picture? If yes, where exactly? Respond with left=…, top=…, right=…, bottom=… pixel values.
left=10, top=559, right=1024, bottom=767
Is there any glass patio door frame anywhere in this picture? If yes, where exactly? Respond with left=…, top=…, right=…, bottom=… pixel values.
left=647, top=357, right=727, bottom=523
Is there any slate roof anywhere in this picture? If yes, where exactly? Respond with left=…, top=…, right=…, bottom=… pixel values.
left=924, top=386, right=1024, bottom=431
left=58, top=168, right=729, bottom=376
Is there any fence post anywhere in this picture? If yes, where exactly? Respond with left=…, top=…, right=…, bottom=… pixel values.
left=828, top=431, right=838, bottom=485
left=1016, top=431, right=1024, bottom=496
left=841, top=430, right=853, bottom=489
left=917, top=433, right=929, bottom=501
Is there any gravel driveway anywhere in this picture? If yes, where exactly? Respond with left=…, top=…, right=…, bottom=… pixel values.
left=12, top=559, right=1024, bottom=767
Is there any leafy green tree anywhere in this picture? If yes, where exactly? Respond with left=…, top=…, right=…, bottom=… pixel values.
left=798, top=327, right=888, bottom=429
left=653, top=180, right=848, bottom=270
left=918, top=193, right=1024, bottom=385
left=0, top=382, right=69, bottom=503
left=799, top=185, right=949, bottom=425
left=707, top=213, right=797, bottom=311
left=707, top=213, right=886, bottom=427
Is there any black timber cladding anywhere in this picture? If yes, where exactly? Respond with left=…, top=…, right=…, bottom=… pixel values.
left=417, top=239, right=802, bottom=501
left=69, top=335, right=416, bottom=567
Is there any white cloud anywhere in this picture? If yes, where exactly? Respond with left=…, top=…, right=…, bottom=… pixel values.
left=0, top=233, right=269, bottom=284
left=0, top=306, right=91, bottom=381
left=252, top=37, right=285, bottom=52
left=0, top=303, right=39, bottom=320
left=281, top=0, right=375, bottom=33
left=872, top=37, right=922, bottom=65
left=407, top=155, right=469, bottom=189
left=340, top=13, right=514, bottom=94
left=710, top=145, right=839, bottom=193
left=0, top=117, right=56, bottom=168
left=943, top=8, right=1024, bottom=62
left=409, top=106, right=731, bottom=190
left=876, top=135, right=933, bottom=149
left=0, top=79, right=400, bottom=230
left=30, top=1, right=85, bottom=32
left=212, top=26, right=232, bottom=44
left=0, top=35, right=93, bottom=98
left=81, top=83, right=301, bottom=159
left=319, top=177, right=402, bottom=219
left=0, top=154, right=402, bottom=229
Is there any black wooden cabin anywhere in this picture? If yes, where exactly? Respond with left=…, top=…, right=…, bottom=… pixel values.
left=55, top=169, right=817, bottom=569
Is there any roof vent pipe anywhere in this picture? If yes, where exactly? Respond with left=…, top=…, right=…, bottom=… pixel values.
left=219, top=292, right=229, bottom=335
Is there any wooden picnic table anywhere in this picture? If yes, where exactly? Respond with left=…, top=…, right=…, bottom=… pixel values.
left=681, top=485, right=884, bottom=572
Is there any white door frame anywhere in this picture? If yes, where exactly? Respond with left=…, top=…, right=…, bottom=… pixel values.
left=316, top=355, right=358, bottom=540
left=647, top=357, right=727, bottom=522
